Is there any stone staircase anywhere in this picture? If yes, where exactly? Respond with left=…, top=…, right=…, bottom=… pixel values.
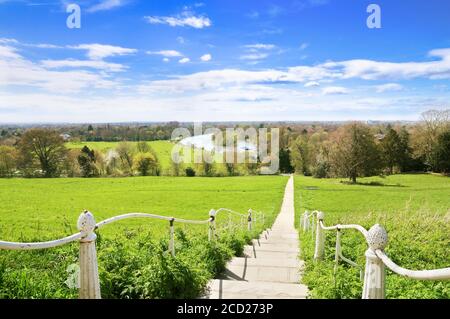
left=204, top=176, right=309, bottom=299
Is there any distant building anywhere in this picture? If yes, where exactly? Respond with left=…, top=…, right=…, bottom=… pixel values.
left=60, top=133, right=71, bottom=141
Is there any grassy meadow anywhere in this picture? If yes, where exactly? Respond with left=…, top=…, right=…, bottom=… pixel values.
left=0, top=176, right=288, bottom=298
left=294, top=174, right=450, bottom=299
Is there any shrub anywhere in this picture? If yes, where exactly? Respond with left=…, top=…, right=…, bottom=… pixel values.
left=185, top=167, right=196, bottom=177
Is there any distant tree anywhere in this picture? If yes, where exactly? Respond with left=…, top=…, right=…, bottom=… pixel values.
left=77, top=146, right=98, bottom=177
left=279, top=148, right=294, bottom=173
left=18, top=128, right=67, bottom=177
left=433, top=131, right=450, bottom=174
left=64, top=149, right=81, bottom=177
left=330, top=123, right=382, bottom=183
left=116, top=142, right=135, bottom=175
left=133, top=152, right=158, bottom=176
left=415, top=109, right=450, bottom=171
left=290, top=136, right=311, bottom=175
left=0, top=145, right=18, bottom=177
left=171, top=160, right=184, bottom=176
left=380, top=126, right=403, bottom=174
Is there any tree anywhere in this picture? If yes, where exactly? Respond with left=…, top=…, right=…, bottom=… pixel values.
left=279, top=148, right=294, bottom=173
left=0, top=145, right=18, bottom=177
left=116, top=142, right=135, bottom=175
left=380, top=126, right=402, bottom=174
left=415, top=109, right=450, bottom=171
left=133, top=152, right=158, bottom=176
left=18, top=128, right=67, bottom=177
left=330, top=123, right=382, bottom=183
left=433, top=131, right=450, bottom=174
left=290, top=136, right=311, bottom=175
left=77, top=146, right=98, bottom=177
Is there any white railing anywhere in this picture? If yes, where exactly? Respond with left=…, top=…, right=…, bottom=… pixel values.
left=301, top=210, right=450, bottom=299
left=0, top=207, right=265, bottom=299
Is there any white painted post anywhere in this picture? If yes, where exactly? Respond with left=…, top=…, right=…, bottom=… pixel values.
left=313, top=211, right=325, bottom=261
left=362, top=224, right=388, bottom=299
left=208, top=209, right=216, bottom=241
left=334, top=228, right=341, bottom=274
left=247, top=210, right=252, bottom=231
left=77, top=210, right=101, bottom=299
left=302, top=211, right=309, bottom=232
left=169, top=218, right=175, bottom=256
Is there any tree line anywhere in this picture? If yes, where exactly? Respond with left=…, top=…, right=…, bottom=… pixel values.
left=282, top=109, right=450, bottom=182
left=0, top=109, right=449, bottom=180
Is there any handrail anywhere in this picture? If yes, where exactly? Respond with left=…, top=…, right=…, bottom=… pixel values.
left=375, top=250, right=450, bottom=280
left=319, top=220, right=368, bottom=237
left=215, top=208, right=246, bottom=217
left=0, top=206, right=266, bottom=299
left=303, top=210, right=450, bottom=299
left=0, top=232, right=84, bottom=250
left=96, top=213, right=210, bottom=229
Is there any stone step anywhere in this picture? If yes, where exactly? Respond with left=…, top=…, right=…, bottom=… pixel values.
left=242, top=248, right=299, bottom=259
left=243, top=244, right=299, bottom=255
left=252, top=239, right=298, bottom=247
left=228, top=257, right=301, bottom=268
left=219, top=258, right=302, bottom=283
left=204, top=280, right=309, bottom=299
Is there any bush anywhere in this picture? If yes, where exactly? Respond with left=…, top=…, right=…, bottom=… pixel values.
left=185, top=167, right=196, bottom=177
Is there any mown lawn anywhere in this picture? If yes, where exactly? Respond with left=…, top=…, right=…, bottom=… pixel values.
left=294, top=174, right=450, bottom=299
left=0, top=176, right=288, bottom=299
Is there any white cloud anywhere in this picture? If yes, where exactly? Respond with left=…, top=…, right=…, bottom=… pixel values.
left=375, top=83, right=404, bottom=93
left=147, top=50, right=183, bottom=57
left=87, top=0, right=128, bottom=13
left=323, top=49, right=450, bottom=80
left=145, top=11, right=212, bottom=29
left=304, top=81, right=320, bottom=88
left=163, top=58, right=169, bottom=62
left=322, top=86, right=349, bottom=95
left=240, top=53, right=269, bottom=61
left=0, top=44, right=118, bottom=93
left=200, top=54, right=212, bottom=62
left=40, top=59, right=126, bottom=72
left=176, top=36, right=185, bottom=44
left=300, top=43, right=309, bottom=50
left=68, top=44, right=137, bottom=60
left=244, top=44, right=276, bottom=50
left=179, top=57, right=190, bottom=64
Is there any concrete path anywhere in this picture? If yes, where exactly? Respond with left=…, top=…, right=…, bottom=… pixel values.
left=204, top=175, right=309, bottom=299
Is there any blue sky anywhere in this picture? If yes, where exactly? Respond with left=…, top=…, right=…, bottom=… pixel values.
left=0, top=0, right=449, bottom=122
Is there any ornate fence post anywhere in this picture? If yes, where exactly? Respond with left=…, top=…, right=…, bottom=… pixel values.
left=169, top=218, right=175, bottom=256
left=247, top=209, right=252, bottom=231
left=208, top=209, right=216, bottom=241
left=313, top=211, right=325, bottom=261
left=77, top=210, right=101, bottom=299
left=362, top=224, right=388, bottom=299
left=302, top=211, right=310, bottom=232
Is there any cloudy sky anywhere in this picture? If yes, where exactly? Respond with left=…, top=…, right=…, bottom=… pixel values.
left=0, top=0, right=450, bottom=123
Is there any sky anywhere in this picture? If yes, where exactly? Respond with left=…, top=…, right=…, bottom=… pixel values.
left=0, top=0, right=450, bottom=123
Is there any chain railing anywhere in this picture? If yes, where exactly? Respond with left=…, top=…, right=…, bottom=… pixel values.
left=301, top=210, right=450, bottom=299
left=0, top=207, right=265, bottom=299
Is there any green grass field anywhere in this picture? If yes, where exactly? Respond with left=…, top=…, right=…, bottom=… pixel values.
left=294, top=174, right=450, bottom=299
left=0, top=176, right=288, bottom=299
left=66, top=141, right=175, bottom=170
